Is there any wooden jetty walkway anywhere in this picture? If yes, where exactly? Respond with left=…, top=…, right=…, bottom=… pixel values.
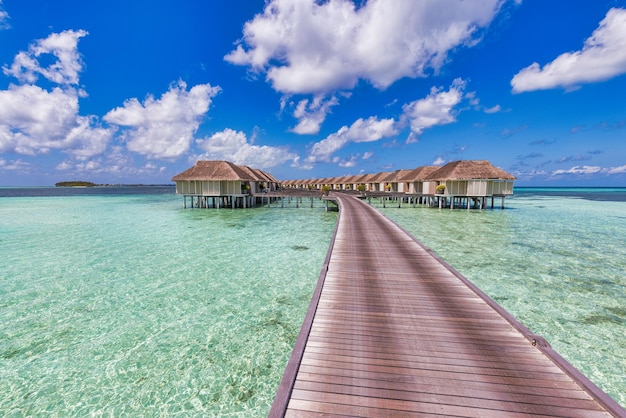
left=270, top=193, right=625, bottom=417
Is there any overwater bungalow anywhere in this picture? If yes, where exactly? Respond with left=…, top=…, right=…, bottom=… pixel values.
left=424, top=160, right=516, bottom=209
left=400, top=165, right=439, bottom=195
left=172, top=160, right=276, bottom=208
left=348, top=174, right=369, bottom=191
left=382, top=169, right=412, bottom=193
left=366, top=172, right=391, bottom=192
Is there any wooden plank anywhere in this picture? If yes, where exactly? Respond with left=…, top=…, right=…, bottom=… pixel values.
left=270, top=194, right=625, bottom=417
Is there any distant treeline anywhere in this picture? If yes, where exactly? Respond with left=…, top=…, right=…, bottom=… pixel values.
left=54, top=182, right=174, bottom=187
left=55, top=181, right=97, bottom=187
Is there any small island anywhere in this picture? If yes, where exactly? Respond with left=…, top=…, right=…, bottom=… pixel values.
left=55, top=181, right=97, bottom=187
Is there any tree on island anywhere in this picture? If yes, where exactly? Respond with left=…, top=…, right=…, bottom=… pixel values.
left=55, top=181, right=97, bottom=187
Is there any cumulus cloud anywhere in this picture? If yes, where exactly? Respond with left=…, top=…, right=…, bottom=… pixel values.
left=402, top=78, right=466, bottom=142
left=0, top=158, right=30, bottom=171
left=104, top=80, right=220, bottom=159
left=3, top=29, right=88, bottom=85
left=226, top=0, right=505, bottom=94
left=0, top=86, right=112, bottom=158
left=484, top=104, right=501, bottom=114
left=512, top=8, right=626, bottom=93
left=226, top=0, right=506, bottom=131
left=290, top=95, right=339, bottom=134
left=196, top=128, right=298, bottom=169
left=55, top=146, right=166, bottom=178
left=550, top=163, right=626, bottom=177
left=305, top=116, right=397, bottom=164
left=0, top=31, right=114, bottom=159
left=607, top=164, right=626, bottom=174
left=551, top=165, right=602, bottom=176
left=0, top=1, right=9, bottom=30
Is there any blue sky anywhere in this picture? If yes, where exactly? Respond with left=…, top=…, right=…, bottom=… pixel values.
left=1, top=0, right=626, bottom=186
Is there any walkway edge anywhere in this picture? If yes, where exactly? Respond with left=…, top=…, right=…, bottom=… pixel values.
left=268, top=196, right=341, bottom=418
left=270, top=194, right=625, bottom=417
left=379, top=208, right=626, bottom=417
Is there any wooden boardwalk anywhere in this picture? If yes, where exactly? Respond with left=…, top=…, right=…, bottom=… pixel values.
left=270, top=194, right=625, bottom=417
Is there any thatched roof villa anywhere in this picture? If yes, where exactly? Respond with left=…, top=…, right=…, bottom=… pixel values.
left=424, top=160, right=516, bottom=209
left=426, top=160, right=515, bottom=195
left=173, top=159, right=516, bottom=210
left=280, top=159, right=516, bottom=209
left=400, top=165, right=440, bottom=194
left=171, top=160, right=278, bottom=208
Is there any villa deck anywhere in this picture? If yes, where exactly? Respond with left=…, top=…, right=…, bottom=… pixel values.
left=270, top=193, right=625, bottom=417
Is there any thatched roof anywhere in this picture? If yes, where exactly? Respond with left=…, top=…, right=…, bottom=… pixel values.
left=349, top=174, right=369, bottom=183
left=425, top=160, right=516, bottom=181
left=260, top=169, right=279, bottom=183
left=172, top=161, right=257, bottom=181
left=240, top=165, right=278, bottom=183
left=368, top=172, right=392, bottom=182
left=360, top=173, right=377, bottom=183
left=383, top=169, right=412, bottom=182
left=400, top=166, right=439, bottom=182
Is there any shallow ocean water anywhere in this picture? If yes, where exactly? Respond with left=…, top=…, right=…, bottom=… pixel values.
left=0, top=189, right=336, bottom=416
left=0, top=187, right=624, bottom=415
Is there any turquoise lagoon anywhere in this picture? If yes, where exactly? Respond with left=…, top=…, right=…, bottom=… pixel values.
left=0, top=187, right=624, bottom=415
left=0, top=188, right=337, bottom=416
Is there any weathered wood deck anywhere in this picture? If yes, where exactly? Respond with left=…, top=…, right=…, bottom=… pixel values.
left=270, top=194, right=625, bottom=417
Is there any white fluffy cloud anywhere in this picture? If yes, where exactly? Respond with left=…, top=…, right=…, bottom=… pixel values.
left=0, top=31, right=114, bottom=159
left=0, top=1, right=9, bottom=30
left=306, top=116, right=397, bottom=164
left=56, top=146, right=167, bottom=178
left=196, top=128, right=298, bottom=168
left=104, top=80, right=220, bottom=159
left=3, top=29, right=88, bottom=85
left=512, top=8, right=626, bottom=93
left=551, top=165, right=602, bottom=176
left=551, top=164, right=626, bottom=177
left=484, top=104, right=501, bottom=114
left=290, top=95, right=339, bottom=134
left=607, top=164, right=626, bottom=174
left=226, top=0, right=505, bottom=94
left=402, top=78, right=466, bottom=142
